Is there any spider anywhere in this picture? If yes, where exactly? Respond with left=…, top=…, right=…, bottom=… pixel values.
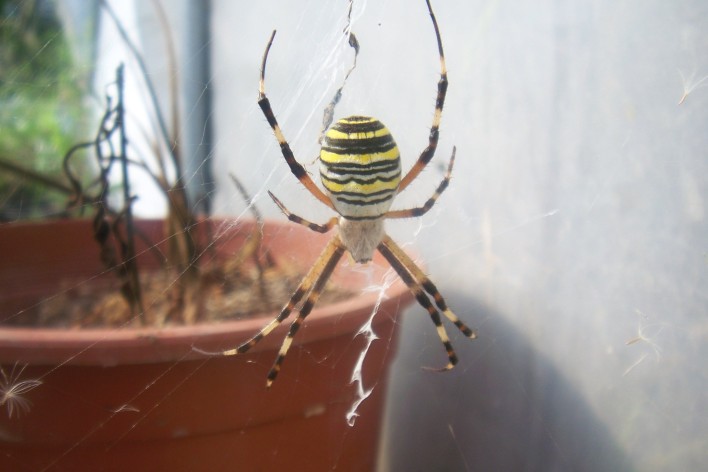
left=223, top=0, right=476, bottom=387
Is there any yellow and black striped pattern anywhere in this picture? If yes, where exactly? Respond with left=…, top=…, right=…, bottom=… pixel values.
left=320, top=116, right=401, bottom=220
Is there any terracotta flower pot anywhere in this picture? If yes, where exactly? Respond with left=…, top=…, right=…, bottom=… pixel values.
left=0, top=219, right=413, bottom=471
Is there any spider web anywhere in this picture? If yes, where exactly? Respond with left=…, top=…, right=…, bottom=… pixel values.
left=2, top=0, right=708, bottom=471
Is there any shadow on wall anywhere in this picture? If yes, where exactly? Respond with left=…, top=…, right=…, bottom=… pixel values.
left=381, top=293, right=635, bottom=472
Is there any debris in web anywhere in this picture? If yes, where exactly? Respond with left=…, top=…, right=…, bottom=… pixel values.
left=678, top=67, right=708, bottom=105
left=346, top=268, right=397, bottom=426
left=0, top=364, right=43, bottom=419
left=318, top=0, right=361, bottom=144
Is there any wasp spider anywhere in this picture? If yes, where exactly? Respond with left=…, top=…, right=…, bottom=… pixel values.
left=224, top=0, right=476, bottom=387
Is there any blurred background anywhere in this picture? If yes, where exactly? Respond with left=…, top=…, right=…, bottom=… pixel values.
left=2, top=0, right=706, bottom=470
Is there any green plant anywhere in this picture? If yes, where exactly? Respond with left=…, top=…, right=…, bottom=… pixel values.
left=0, top=0, right=89, bottom=219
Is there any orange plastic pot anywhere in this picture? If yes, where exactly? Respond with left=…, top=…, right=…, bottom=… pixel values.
left=0, top=219, right=413, bottom=471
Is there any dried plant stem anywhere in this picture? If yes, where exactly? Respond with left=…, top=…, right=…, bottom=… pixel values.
left=0, top=158, right=74, bottom=195
left=116, top=64, right=144, bottom=318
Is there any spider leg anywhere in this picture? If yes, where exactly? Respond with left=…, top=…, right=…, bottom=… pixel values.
left=386, top=146, right=455, bottom=219
left=257, top=30, right=337, bottom=212
left=397, top=0, right=449, bottom=193
left=378, top=236, right=466, bottom=372
left=265, top=236, right=345, bottom=387
left=268, top=190, right=338, bottom=233
left=380, top=235, right=476, bottom=339
left=209, top=234, right=344, bottom=387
